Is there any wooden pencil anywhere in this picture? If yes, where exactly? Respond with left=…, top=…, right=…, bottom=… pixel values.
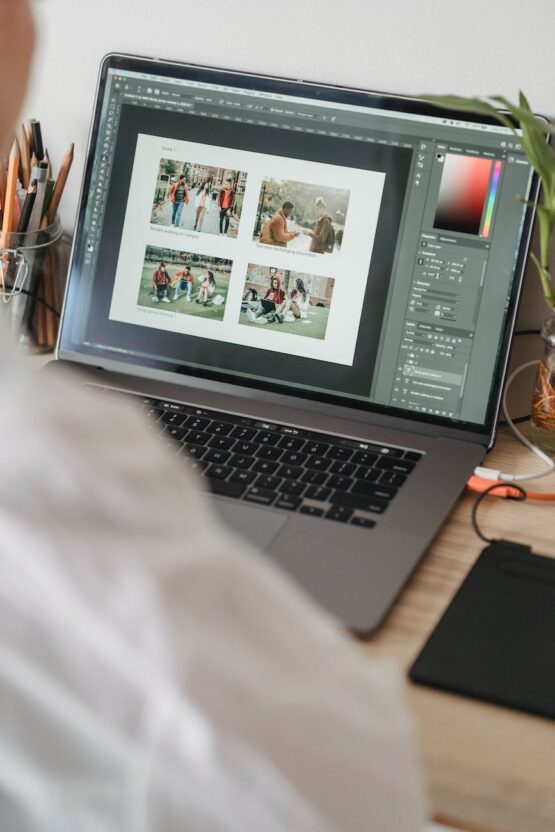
left=44, top=147, right=52, bottom=180
left=0, top=157, right=6, bottom=220
left=24, top=119, right=33, bottom=155
left=1, top=140, right=20, bottom=248
left=46, top=142, right=74, bottom=225
left=19, top=125, right=31, bottom=188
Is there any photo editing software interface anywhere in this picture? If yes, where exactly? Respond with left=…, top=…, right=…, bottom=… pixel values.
left=66, top=66, right=533, bottom=427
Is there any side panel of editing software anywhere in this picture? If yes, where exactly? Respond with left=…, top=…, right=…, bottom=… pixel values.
left=373, top=137, right=531, bottom=424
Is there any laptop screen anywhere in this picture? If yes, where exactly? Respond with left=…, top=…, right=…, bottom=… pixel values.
left=60, top=56, right=536, bottom=434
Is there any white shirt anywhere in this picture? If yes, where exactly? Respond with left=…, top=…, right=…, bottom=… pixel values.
left=0, top=334, right=426, bottom=831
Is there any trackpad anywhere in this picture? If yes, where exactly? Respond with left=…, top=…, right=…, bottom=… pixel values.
left=213, top=499, right=288, bottom=550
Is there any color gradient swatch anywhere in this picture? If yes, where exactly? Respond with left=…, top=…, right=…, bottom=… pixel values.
left=434, top=155, right=493, bottom=236
left=480, top=160, right=502, bottom=238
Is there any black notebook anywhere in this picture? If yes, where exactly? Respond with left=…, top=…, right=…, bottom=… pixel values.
left=409, top=540, right=555, bottom=721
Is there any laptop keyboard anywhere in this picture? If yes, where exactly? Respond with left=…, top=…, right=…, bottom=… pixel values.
left=98, top=388, right=423, bottom=529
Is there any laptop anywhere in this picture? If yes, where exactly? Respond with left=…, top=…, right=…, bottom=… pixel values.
left=51, top=53, right=539, bottom=633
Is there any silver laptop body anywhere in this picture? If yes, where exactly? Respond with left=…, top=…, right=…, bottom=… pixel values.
left=51, top=54, right=538, bottom=633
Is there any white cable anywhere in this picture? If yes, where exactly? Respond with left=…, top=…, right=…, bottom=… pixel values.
left=474, top=359, right=555, bottom=483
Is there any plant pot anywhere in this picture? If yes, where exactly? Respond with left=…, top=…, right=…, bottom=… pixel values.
left=530, top=315, right=555, bottom=453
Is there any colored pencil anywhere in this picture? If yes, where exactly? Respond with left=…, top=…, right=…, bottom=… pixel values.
left=24, top=119, right=33, bottom=154
left=0, top=156, right=6, bottom=219
left=44, top=147, right=52, bottom=180
left=1, top=140, right=20, bottom=248
left=46, top=142, right=74, bottom=225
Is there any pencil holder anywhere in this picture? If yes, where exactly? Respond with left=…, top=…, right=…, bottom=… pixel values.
left=0, top=218, right=70, bottom=352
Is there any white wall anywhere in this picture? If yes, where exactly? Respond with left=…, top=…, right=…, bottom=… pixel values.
left=23, top=0, right=555, bottom=397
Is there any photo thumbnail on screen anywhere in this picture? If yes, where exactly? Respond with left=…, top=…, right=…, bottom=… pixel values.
left=239, top=263, right=335, bottom=341
left=139, top=245, right=232, bottom=322
left=253, top=178, right=349, bottom=254
left=151, top=159, right=248, bottom=238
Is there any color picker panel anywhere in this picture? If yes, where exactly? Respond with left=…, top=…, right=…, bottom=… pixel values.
left=434, top=155, right=493, bottom=236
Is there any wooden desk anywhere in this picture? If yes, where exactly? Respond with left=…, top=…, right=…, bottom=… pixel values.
left=365, top=428, right=555, bottom=832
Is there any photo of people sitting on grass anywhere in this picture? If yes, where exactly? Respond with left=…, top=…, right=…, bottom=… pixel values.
left=138, top=245, right=232, bottom=322
left=151, top=160, right=247, bottom=238
left=239, top=264, right=334, bottom=340
left=253, top=179, right=349, bottom=255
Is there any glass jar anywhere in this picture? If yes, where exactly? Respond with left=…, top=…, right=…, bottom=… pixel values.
left=0, top=218, right=70, bottom=352
left=530, top=315, right=555, bottom=453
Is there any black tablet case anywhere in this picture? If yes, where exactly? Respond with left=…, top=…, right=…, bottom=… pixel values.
left=409, top=540, right=555, bottom=721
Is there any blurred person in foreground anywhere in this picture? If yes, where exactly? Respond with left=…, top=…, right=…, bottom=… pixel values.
left=0, top=2, right=426, bottom=829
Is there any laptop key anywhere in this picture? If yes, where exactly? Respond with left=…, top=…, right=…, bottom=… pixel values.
left=184, top=415, right=210, bottom=431
left=281, top=451, right=307, bottom=466
left=301, top=469, right=328, bottom=485
left=253, top=459, right=279, bottom=475
left=208, top=435, right=235, bottom=451
left=404, top=450, right=423, bottom=462
left=305, top=456, right=332, bottom=471
left=207, top=421, right=234, bottom=436
left=279, top=480, right=305, bottom=496
left=255, top=475, right=281, bottom=491
left=275, top=496, right=302, bottom=511
left=185, top=444, right=206, bottom=459
left=352, top=451, right=378, bottom=467
left=326, top=446, right=353, bottom=461
left=300, top=505, right=325, bottom=517
left=204, top=448, right=231, bottom=464
left=327, top=475, right=353, bottom=491
left=244, top=487, right=277, bottom=506
left=207, top=478, right=246, bottom=499
left=256, top=430, right=280, bottom=446
left=232, top=440, right=258, bottom=455
left=205, top=464, right=233, bottom=480
left=162, top=412, right=186, bottom=426
left=376, top=458, right=416, bottom=474
left=229, top=470, right=256, bottom=486
left=305, top=485, right=331, bottom=501
left=278, top=464, right=303, bottom=480
left=230, top=425, right=257, bottom=441
left=305, top=440, right=330, bottom=455
left=326, top=505, right=353, bottom=523
left=255, top=445, right=283, bottom=461
left=354, top=466, right=381, bottom=482
left=379, top=471, right=407, bottom=487
left=166, top=426, right=187, bottom=441
left=185, top=430, right=211, bottom=445
left=330, top=460, right=356, bottom=476
left=278, top=435, right=305, bottom=451
left=229, top=454, right=254, bottom=470
left=330, top=491, right=388, bottom=514
left=351, top=481, right=397, bottom=500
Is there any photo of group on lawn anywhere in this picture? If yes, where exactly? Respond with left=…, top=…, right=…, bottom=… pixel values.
left=138, top=245, right=232, bottom=322
left=151, top=159, right=247, bottom=238
left=239, top=264, right=335, bottom=340
left=253, top=179, right=349, bottom=255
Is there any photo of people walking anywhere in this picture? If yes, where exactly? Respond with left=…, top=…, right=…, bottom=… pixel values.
left=138, top=245, right=232, bottom=322
left=239, top=264, right=334, bottom=340
left=253, top=178, right=349, bottom=255
left=151, top=159, right=247, bottom=238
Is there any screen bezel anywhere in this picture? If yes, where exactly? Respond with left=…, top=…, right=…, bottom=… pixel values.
left=58, top=52, right=540, bottom=445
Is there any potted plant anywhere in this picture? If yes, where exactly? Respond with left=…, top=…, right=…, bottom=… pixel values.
left=425, top=92, right=555, bottom=451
